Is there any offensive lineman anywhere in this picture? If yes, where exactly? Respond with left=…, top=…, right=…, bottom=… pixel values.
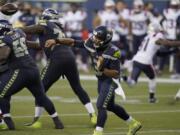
left=21, top=9, right=97, bottom=126
left=0, top=20, right=63, bottom=130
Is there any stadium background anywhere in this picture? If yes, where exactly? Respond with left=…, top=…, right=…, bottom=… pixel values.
left=8, top=0, right=168, bottom=30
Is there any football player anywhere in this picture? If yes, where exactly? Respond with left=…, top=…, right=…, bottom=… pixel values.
left=127, top=22, right=179, bottom=103
left=45, top=26, right=142, bottom=135
left=21, top=9, right=97, bottom=126
left=129, top=0, right=150, bottom=55
left=0, top=20, right=63, bottom=130
left=159, top=0, right=180, bottom=75
left=93, top=0, right=121, bottom=48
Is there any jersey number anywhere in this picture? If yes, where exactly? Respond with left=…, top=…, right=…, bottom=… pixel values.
left=139, top=37, right=150, bottom=51
left=13, top=37, right=28, bottom=57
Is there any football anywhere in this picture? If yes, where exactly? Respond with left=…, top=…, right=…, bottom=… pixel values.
left=0, top=3, right=18, bottom=16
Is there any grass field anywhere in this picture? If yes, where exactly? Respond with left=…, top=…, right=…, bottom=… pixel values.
left=2, top=76, right=180, bottom=135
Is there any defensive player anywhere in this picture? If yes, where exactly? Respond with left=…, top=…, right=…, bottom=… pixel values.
left=45, top=26, right=142, bottom=135
left=129, top=0, right=150, bottom=55
left=127, top=22, right=179, bottom=103
left=21, top=9, right=97, bottom=126
left=0, top=20, right=63, bottom=130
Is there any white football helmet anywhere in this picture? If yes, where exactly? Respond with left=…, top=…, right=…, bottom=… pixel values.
left=104, top=0, right=115, bottom=7
left=170, top=0, right=180, bottom=5
left=133, top=0, right=144, bottom=12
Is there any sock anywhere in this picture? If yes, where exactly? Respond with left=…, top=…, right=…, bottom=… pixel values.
left=85, top=103, right=95, bottom=114
left=51, top=112, right=58, bottom=118
left=96, top=126, right=103, bottom=132
left=126, top=116, right=133, bottom=125
left=175, top=89, right=180, bottom=97
left=148, top=79, right=156, bottom=94
left=35, top=106, right=44, bottom=118
left=149, top=93, right=155, bottom=99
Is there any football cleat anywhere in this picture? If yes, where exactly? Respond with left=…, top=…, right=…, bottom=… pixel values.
left=149, top=97, right=158, bottom=103
left=24, top=117, right=39, bottom=126
left=90, top=113, right=97, bottom=126
left=53, top=116, right=64, bottom=129
left=0, top=121, right=7, bottom=130
left=92, top=130, right=103, bottom=135
left=26, top=121, right=42, bottom=129
left=127, top=119, right=142, bottom=135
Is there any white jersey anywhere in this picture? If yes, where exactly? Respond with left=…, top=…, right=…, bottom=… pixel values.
left=98, top=10, right=120, bottom=41
left=163, top=8, right=180, bottom=40
left=9, top=11, right=23, bottom=24
left=133, top=32, right=164, bottom=65
left=129, top=10, right=149, bottom=36
left=118, top=8, right=130, bottom=35
left=63, top=10, right=87, bottom=37
left=0, top=12, right=11, bottom=21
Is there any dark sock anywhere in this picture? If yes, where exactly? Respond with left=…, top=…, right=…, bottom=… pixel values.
left=150, top=93, right=155, bottom=99
left=4, top=117, right=15, bottom=130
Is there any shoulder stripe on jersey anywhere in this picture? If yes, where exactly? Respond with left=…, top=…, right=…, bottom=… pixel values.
left=102, top=54, right=117, bottom=60
left=84, top=43, right=96, bottom=53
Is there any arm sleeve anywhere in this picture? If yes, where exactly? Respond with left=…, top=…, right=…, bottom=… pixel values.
left=74, top=40, right=85, bottom=48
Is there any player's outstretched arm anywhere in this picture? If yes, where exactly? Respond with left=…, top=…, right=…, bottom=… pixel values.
left=21, top=25, right=45, bottom=35
left=26, top=41, right=42, bottom=50
left=156, top=39, right=180, bottom=47
left=45, top=38, right=76, bottom=48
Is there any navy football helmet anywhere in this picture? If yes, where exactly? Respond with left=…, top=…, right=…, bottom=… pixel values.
left=42, top=8, right=62, bottom=20
left=92, top=26, right=113, bottom=49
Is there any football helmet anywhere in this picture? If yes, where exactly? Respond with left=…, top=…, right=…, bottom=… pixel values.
left=0, top=20, right=12, bottom=36
left=92, top=26, right=113, bottom=49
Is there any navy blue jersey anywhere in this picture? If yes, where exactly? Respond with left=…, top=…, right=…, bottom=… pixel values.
left=0, top=29, right=35, bottom=69
left=75, top=37, right=121, bottom=79
left=38, top=20, right=69, bottom=59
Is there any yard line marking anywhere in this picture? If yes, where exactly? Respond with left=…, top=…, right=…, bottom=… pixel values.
left=79, top=75, right=180, bottom=83
left=11, top=95, right=179, bottom=105
left=12, top=109, right=180, bottom=119
left=80, top=129, right=180, bottom=135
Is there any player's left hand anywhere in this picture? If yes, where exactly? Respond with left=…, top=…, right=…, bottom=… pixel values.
left=45, top=39, right=56, bottom=48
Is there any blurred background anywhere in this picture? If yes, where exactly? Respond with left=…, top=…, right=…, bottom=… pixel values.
left=3, top=0, right=180, bottom=79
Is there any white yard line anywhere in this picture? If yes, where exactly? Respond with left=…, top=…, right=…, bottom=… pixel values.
left=79, top=75, right=180, bottom=84
left=12, top=109, right=180, bottom=119
left=80, top=129, right=180, bottom=135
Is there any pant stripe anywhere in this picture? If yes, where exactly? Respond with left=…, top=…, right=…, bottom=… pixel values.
left=41, top=60, right=50, bottom=80
left=103, top=82, right=115, bottom=108
left=0, top=70, right=19, bottom=98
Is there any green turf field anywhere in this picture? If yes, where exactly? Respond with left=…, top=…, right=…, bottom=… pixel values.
left=2, top=78, right=180, bottom=135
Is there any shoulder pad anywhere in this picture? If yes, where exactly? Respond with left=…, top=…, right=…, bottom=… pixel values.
left=103, top=45, right=121, bottom=60
left=38, top=20, right=47, bottom=26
